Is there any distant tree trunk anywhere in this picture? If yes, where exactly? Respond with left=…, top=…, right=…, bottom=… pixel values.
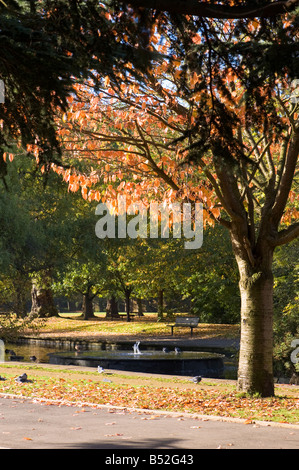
left=157, top=289, right=164, bottom=320
left=105, top=296, right=120, bottom=319
left=31, top=278, right=58, bottom=318
left=136, top=298, right=144, bottom=317
left=131, top=298, right=144, bottom=316
left=13, top=276, right=28, bottom=318
left=15, top=289, right=27, bottom=318
left=124, top=287, right=132, bottom=322
left=82, top=293, right=94, bottom=320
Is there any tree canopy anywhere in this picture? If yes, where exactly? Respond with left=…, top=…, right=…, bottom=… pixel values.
left=0, top=0, right=164, bottom=181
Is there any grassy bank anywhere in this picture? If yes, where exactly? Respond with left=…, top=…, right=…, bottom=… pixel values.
left=23, top=314, right=240, bottom=340
left=0, top=363, right=298, bottom=425
left=1, top=316, right=298, bottom=426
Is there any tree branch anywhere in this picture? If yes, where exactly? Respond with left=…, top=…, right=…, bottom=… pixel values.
left=122, top=0, right=299, bottom=18
left=135, top=120, right=180, bottom=191
left=272, top=222, right=299, bottom=246
left=272, top=128, right=299, bottom=228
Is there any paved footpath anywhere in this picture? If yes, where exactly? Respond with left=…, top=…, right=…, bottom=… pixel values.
left=0, top=396, right=299, bottom=451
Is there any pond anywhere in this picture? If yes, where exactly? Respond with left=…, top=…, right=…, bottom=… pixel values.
left=2, top=340, right=238, bottom=379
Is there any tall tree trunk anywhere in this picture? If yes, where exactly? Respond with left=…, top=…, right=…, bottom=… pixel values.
left=15, top=289, right=27, bottom=318
left=105, top=296, right=119, bottom=319
left=13, top=276, right=28, bottom=318
left=131, top=298, right=144, bottom=316
left=237, top=267, right=274, bottom=396
left=136, top=298, right=144, bottom=317
left=82, top=293, right=94, bottom=320
left=157, top=289, right=164, bottom=320
left=231, top=228, right=275, bottom=397
left=124, top=287, right=132, bottom=322
left=31, top=276, right=58, bottom=318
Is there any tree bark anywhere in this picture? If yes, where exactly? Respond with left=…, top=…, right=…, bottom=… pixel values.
left=136, top=298, right=144, bottom=316
left=31, top=280, right=58, bottom=318
left=231, top=228, right=275, bottom=397
left=105, top=296, right=120, bottom=319
left=13, top=277, right=28, bottom=318
left=237, top=268, right=274, bottom=396
left=157, top=289, right=164, bottom=320
left=124, top=287, right=132, bottom=322
left=82, top=293, right=94, bottom=320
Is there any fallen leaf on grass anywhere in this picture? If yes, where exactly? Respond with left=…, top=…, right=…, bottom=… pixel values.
left=141, top=416, right=159, bottom=420
left=73, top=408, right=88, bottom=414
left=23, top=437, right=32, bottom=441
left=244, top=419, right=254, bottom=424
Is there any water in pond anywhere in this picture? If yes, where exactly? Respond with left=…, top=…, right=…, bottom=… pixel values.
left=1, top=341, right=238, bottom=379
left=3, top=342, right=59, bottom=364
left=49, top=348, right=225, bottom=377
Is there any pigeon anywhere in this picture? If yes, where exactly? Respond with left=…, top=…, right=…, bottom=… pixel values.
left=191, top=376, right=202, bottom=383
left=97, top=366, right=105, bottom=373
left=5, top=349, right=16, bottom=356
left=15, top=373, right=31, bottom=383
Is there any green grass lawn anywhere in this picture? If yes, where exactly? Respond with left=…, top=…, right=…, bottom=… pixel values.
left=0, top=362, right=298, bottom=425
left=2, top=314, right=297, bottom=425
left=26, top=312, right=240, bottom=340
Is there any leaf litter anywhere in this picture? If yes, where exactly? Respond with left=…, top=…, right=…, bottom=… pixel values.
left=0, top=366, right=298, bottom=425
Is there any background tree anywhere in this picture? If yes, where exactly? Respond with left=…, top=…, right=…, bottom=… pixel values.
left=54, top=261, right=105, bottom=319
left=127, top=237, right=190, bottom=320
left=273, top=239, right=299, bottom=378
left=0, top=191, right=35, bottom=316
left=0, top=151, right=85, bottom=317
left=182, top=225, right=240, bottom=324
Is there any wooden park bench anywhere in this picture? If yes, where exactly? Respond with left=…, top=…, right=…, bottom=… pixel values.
left=118, top=312, right=137, bottom=320
left=170, top=316, right=199, bottom=337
